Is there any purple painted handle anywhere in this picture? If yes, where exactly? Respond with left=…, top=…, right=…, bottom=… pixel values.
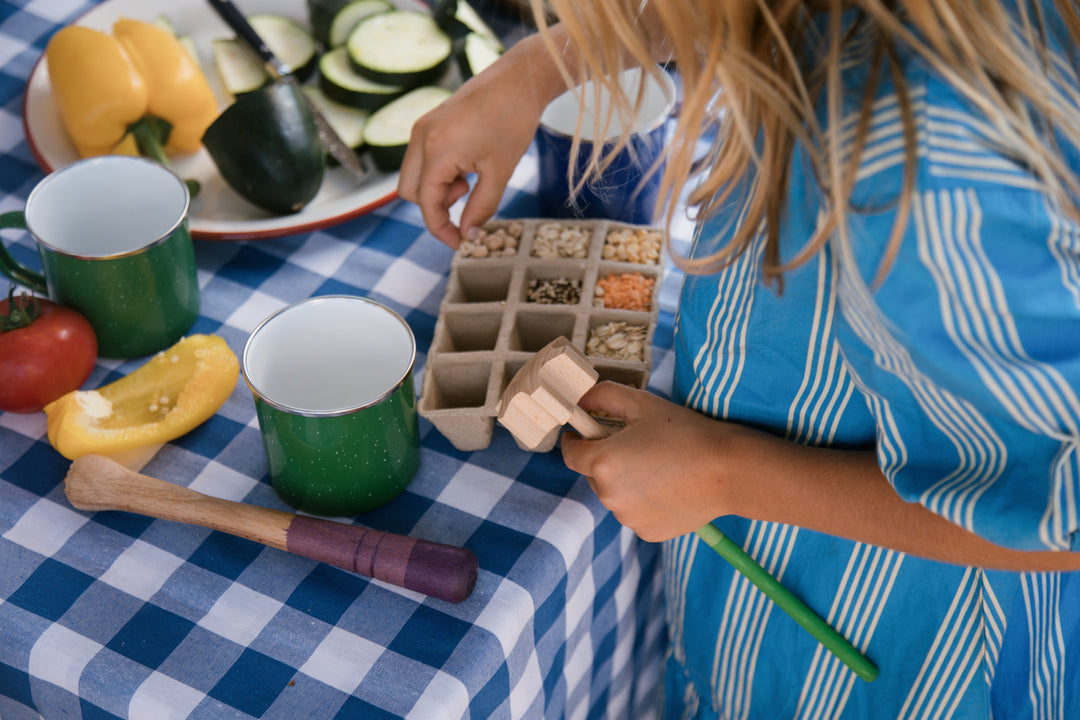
left=285, top=516, right=478, bottom=603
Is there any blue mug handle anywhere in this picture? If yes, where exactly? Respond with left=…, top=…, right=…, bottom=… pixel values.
left=0, top=211, right=48, bottom=294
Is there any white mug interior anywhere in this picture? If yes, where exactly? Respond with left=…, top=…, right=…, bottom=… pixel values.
left=243, top=296, right=416, bottom=415
left=25, top=155, right=189, bottom=258
left=540, top=66, right=675, bottom=141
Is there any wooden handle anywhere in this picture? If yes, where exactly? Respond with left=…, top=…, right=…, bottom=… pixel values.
left=65, top=455, right=478, bottom=603
left=567, top=405, right=611, bottom=440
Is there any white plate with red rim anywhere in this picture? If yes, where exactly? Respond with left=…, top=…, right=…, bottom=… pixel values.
left=22, top=0, right=437, bottom=241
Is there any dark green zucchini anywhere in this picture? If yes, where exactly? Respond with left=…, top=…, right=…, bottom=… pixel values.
left=202, top=83, right=326, bottom=214
left=362, top=85, right=452, bottom=171
left=329, top=0, right=392, bottom=47
left=318, top=46, right=406, bottom=110
left=346, top=11, right=452, bottom=88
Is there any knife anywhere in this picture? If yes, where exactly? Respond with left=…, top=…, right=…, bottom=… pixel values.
left=207, top=0, right=374, bottom=181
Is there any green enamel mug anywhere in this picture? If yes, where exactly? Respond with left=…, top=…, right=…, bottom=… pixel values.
left=0, top=155, right=199, bottom=358
left=242, top=295, right=421, bottom=517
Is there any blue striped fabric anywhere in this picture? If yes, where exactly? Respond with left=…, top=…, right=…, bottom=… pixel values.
left=665, top=8, right=1080, bottom=720
left=0, top=1, right=675, bottom=718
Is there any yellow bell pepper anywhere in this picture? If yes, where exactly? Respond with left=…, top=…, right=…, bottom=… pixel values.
left=46, top=25, right=149, bottom=158
left=44, top=335, right=239, bottom=460
left=112, top=18, right=219, bottom=154
left=45, top=19, right=218, bottom=161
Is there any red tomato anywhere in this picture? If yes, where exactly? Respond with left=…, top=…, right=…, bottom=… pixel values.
left=0, top=290, right=97, bottom=414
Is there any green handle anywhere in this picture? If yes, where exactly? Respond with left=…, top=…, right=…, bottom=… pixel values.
left=695, top=522, right=879, bottom=682
left=0, top=211, right=48, bottom=295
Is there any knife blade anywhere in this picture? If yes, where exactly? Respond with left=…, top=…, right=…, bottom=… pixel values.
left=207, top=0, right=374, bottom=181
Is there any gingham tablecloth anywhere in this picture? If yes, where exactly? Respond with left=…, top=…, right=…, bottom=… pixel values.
left=0, top=1, right=691, bottom=717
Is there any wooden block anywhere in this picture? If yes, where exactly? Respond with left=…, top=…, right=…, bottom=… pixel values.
left=497, top=336, right=603, bottom=450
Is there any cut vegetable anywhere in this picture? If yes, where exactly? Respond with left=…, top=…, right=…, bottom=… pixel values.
left=318, top=46, right=405, bottom=110
left=212, top=37, right=268, bottom=95
left=249, top=14, right=318, bottom=82
left=202, top=82, right=326, bottom=214
left=306, top=0, right=351, bottom=47
left=44, top=334, right=239, bottom=460
left=329, top=0, right=392, bottom=47
left=362, top=85, right=452, bottom=171
left=303, top=86, right=368, bottom=149
left=456, top=31, right=502, bottom=80
left=346, top=11, right=452, bottom=88
left=432, top=0, right=502, bottom=47
left=154, top=13, right=179, bottom=36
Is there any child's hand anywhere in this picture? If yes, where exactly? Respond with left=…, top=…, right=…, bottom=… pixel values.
left=398, top=34, right=565, bottom=248
left=560, top=381, right=745, bottom=542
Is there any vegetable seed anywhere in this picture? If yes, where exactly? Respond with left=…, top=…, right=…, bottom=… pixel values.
left=527, top=277, right=581, bottom=304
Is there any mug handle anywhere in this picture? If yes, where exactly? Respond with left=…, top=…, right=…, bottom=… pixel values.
left=0, top=211, right=48, bottom=295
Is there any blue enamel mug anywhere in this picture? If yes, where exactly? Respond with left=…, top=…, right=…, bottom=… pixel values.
left=535, top=66, right=676, bottom=225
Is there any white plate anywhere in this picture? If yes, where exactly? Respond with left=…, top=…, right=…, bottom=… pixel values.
left=22, top=0, right=430, bottom=241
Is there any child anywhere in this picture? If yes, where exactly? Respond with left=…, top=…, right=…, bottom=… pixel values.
left=400, top=0, right=1080, bottom=716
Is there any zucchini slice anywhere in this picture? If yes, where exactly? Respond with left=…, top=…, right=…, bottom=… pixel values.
left=202, top=82, right=326, bottom=214
left=329, top=0, right=392, bottom=47
left=306, top=0, right=351, bottom=47
left=303, top=86, right=368, bottom=150
left=362, top=85, right=452, bottom=171
left=432, top=0, right=502, bottom=47
left=249, top=14, right=318, bottom=82
left=212, top=37, right=268, bottom=95
left=346, top=11, right=452, bottom=88
left=318, top=46, right=406, bottom=110
left=456, top=31, right=502, bottom=80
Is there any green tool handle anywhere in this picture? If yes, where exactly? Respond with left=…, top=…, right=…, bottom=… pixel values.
left=695, top=522, right=879, bottom=682
left=560, top=396, right=878, bottom=681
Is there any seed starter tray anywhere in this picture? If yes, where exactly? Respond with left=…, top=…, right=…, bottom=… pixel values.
left=419, top=218, right=664, bottom=452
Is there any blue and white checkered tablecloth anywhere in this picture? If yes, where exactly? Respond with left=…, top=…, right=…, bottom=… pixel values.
left=0, top=1, right=693, bottom=718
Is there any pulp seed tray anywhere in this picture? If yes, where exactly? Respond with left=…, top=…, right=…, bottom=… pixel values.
left=419, top=218, right=665, bottom=452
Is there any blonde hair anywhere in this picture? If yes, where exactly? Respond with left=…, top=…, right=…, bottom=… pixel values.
left=531, top=0, right=1080, bottom=288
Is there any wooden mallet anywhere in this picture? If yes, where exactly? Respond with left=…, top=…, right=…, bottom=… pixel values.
left=497, top=337, right=878, bottom=682
left=64, top=454, right=479, bottom=604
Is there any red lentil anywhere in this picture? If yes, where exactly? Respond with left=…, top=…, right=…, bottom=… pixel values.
left=593, top=273, right=655, bottom=311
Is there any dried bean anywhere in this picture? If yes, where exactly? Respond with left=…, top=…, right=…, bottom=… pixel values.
left=458, top=223, right=522, bottom=258
left=602, top=227, right=662, bottom=264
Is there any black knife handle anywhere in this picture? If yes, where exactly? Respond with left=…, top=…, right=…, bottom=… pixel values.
left=207, top=0, right=290, bottom=77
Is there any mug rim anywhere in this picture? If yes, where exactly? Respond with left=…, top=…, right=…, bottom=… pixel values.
left=538, top=65, right=676, bottom=143
left=24, top=155, right=190, bottom=261
left=242, top=294, right=417, bottom=418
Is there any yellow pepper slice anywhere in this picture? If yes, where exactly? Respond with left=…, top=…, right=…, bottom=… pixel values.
left=113, top=18, right=219, bottom=154
left=44, top=335, right=239, bottom=460
left=45, top=25, right=149, bottom=158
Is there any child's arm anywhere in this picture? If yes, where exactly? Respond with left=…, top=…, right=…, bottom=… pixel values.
left=562, top=381, right=1080, bottom=572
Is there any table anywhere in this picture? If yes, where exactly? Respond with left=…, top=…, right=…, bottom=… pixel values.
left=0, top=1, right=689, bottom=717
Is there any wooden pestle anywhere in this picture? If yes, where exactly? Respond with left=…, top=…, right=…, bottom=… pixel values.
left=65, top=454, right=478, bottom=604
left=497, top=337, right=879, bottom=682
